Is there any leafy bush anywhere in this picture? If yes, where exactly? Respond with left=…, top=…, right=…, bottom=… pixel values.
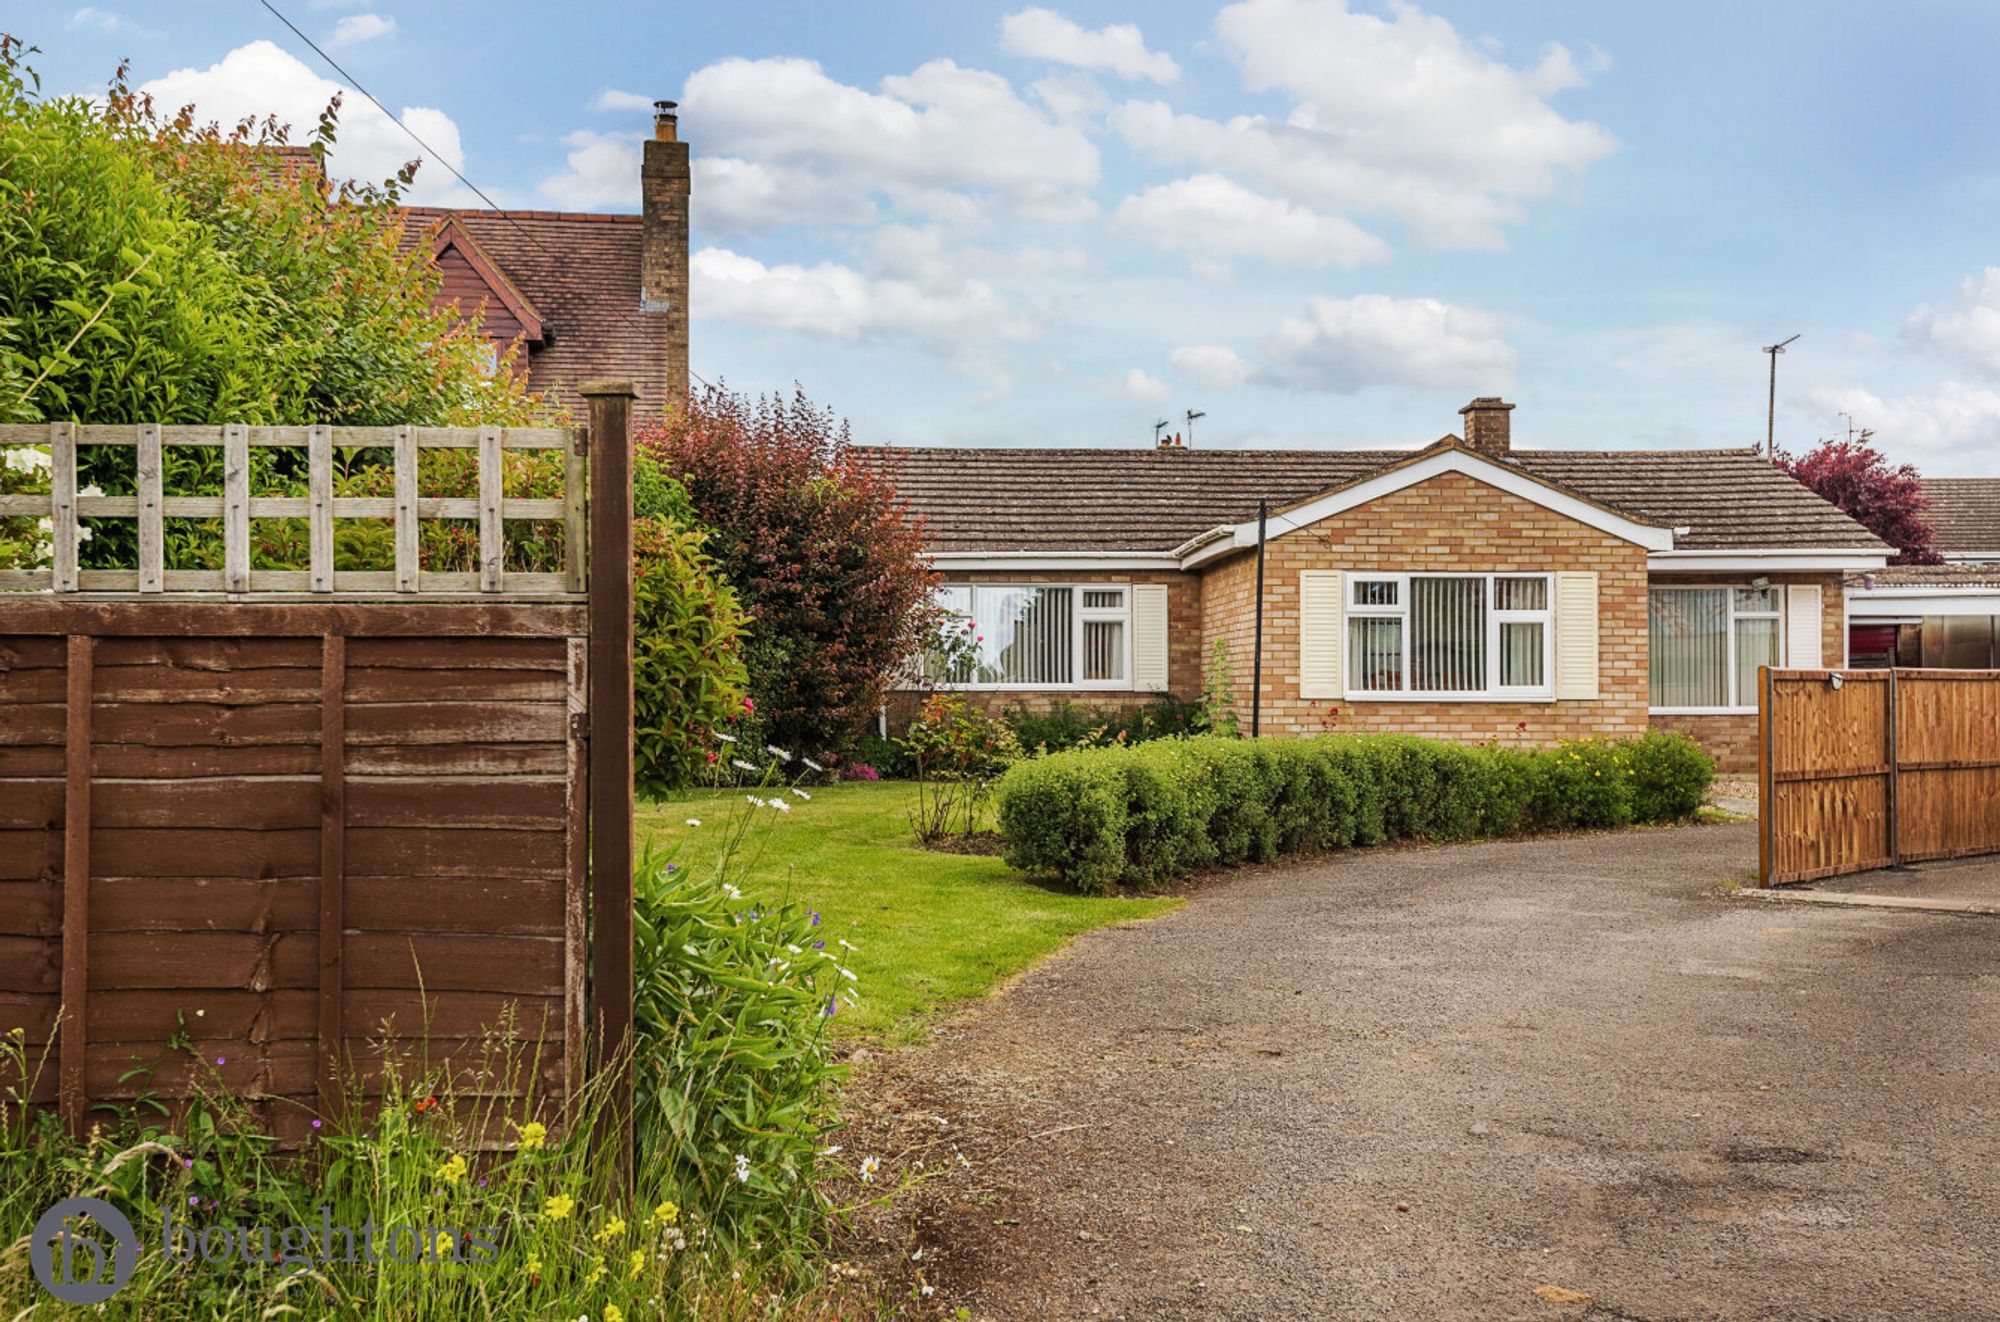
left=848, top=733, right=912, bottom=779
left=632, top=514, right=750, bottom=795
left=635, top=386, right=937, bottom=761
left=1003, top=694, right=1211, bottom=754
left=903, top=693, right=1022, bottom=843
left=997, top=732, right=1717, bottom=893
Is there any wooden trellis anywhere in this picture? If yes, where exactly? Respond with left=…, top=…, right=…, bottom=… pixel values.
left=0, top=423, right=583, bottom=596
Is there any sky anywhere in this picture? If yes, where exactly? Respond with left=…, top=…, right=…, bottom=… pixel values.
left=21, top=0, right=2000, bottom=473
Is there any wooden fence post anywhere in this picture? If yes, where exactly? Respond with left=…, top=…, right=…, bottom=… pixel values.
left=581, top=381, right=635, bottom=1183
left=316, top=635, right=347, bottom=1117
left=1757, top=664, right=1772, bottom=888
left=1886, top=665, right=1901, bottom=870
left=60, top=634, right=92, bottom=1135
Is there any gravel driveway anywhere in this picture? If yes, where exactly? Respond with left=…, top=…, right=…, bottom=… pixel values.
left=849, top=822, right=2000, bottom=1321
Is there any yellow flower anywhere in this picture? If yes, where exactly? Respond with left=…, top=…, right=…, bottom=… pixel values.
left=524, top=1255, right=543, bottom=1275
left=435, top=1154, right=468, bottom=1183
left=430, top=1230, right=454, bottom=1258
left=651, top=1200, right=678, bottom=1226
left=585, top=1257, right=606, bottom=1286
left=628, top=1248, right=646, bottom=1277
left=605, top=1307, right=625, bottom=1322
left=594, top=1215, right=627, bottom=1243
left=543, top=1193, right=575, bottom=1221
left=517, top=1120, right=547, bottom=1151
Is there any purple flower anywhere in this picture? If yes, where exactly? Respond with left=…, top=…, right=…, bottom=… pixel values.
left=824, top=997, right=837, bottom=1017
left=310, top=1119, right=321, bottom=1130
left=183, top=1158, right=193, bottom=1168
left=215, top=1056, right=226, bottom=1066
left=812, top=940, right=825, bottom=951
left=665, top=863, right=679, bottom=873
left=809, top=911, right=821, bottom=927
left=188, top=1195, right=198, bottom=1205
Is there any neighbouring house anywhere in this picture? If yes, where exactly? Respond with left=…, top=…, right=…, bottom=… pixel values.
left=1844, top=476, right=2000, bottom=667
left=861, top=398, right=1895, bottom=772
left=396, top=101, right=690, bottom=418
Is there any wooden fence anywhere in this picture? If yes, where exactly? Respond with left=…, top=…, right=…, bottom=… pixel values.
left=0, top=385, right=635, bottom=1152
left=1757, top=667, right=2000, bottom=886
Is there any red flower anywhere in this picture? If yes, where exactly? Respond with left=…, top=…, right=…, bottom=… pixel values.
left=1516, top=721, right=1528, bottom=732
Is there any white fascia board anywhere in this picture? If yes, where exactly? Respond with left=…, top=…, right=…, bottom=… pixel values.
left=928, top=551, right=1180, bottom=572
left=1180, top=450, right=1675, bottom=568
left=1845, top=585, right=2000, bottom=618
left=1648, top=549, right=1891, bottom=572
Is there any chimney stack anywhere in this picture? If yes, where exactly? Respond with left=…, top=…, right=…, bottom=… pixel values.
left=641, top=99, right=690, bottom=404
left=1458, top=396, right=1514, bottom=456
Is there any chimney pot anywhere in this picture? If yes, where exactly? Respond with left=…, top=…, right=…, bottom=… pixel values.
left=1458, top=396, right=1515, bottom=456
left=653, top=99, right=679, bottom=142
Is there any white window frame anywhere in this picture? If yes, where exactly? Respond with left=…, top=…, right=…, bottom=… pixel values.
left=1343, top=572, right=1555, bottom=702
left=1646, top=584, right=1785, bottom=715
left=930, top=583, right=1134, bottom=692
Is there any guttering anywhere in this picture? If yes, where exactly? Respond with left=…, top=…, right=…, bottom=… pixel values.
left=1648, top=548, right=1891, bottom=572
left=1846, top=584, right=2000, bottom=618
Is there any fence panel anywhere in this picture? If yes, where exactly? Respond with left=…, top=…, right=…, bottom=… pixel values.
left=1758, top=667, right=2000, bottom=886
left=0, top=397, right=632, bottom=1147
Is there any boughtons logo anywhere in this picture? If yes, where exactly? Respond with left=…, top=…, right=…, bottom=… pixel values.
left=32, top=1196, right=138, bottom=1304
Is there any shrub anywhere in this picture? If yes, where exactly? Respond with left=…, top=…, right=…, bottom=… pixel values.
left=635, top=385, right=936, bottom=761
left=632, top=514, right=751, bottom=795
left=1003, top=694, right=1212, bottom=754
left=903, top=693, right=1021, bottom=843
left=996, top=732, right=1716, bottom=891
left=848, top=732, right=911, bottom=779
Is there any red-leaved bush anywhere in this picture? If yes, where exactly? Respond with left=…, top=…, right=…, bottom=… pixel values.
left=1774, top=437, right=1943, bottom=565
left=636, top=384, right=936, bottom=758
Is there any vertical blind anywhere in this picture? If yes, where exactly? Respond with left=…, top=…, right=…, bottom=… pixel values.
left=1649, top=589, right=1729, bottom=708
left=1349, top=617, right=1404, bottom=691
left=1410, top=576, right=1486, bottom=692
left=976, top=586, right=1073, bottom=685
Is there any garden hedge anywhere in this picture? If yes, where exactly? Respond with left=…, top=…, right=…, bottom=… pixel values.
left=996, top=731, right=1714, bottom=893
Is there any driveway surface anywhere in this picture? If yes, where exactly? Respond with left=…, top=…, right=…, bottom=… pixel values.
left=850, top=823, right=2000, bottom=1321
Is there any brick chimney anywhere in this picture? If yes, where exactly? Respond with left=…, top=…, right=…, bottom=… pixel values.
left=1458, top=396, right=1514, bottom=456
left=641, top=99, right=690, bottom=405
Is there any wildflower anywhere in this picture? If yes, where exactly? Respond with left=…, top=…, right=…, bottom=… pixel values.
left=743, top=696, right=755, bottom=713
left=706, top=750, right=718, bottom=764
left=586, top=1257, right=606, bottom=1285
left=310, top=1119, right=321, bottom=1130
left=766, top=744, right=793, bottom=762
left=859, top=1155, right=881, bottom=1183
left=544, top=1193, right=575, bottom=1221
left=812, top=939, right=825, bottom=951
left=595, top=1216, right=627, bottom=1242
left=517, top=1120, right=547, bottom=1151
left=435, top=1154, right=468, bottom=1183
left=734, top=1153, right=751, bottom=1184
left=821, top=1144, right=843, bottom=1156
left=838, top=966, right=857, bottom=981
left=685, top=818, right=701, bottom=827
left=431, top=1230, right=454, bottom=1258
left=810, top=911, right=821, bottom=927
left=770, top=799, right=791, bottom=813
left=838, top=938, right=858, bottom=951
left=745, top=795, right=765, bottom=807
left=731, top=758, right=757, bottom=773
left=792, top=788, right=811, bottom=801
left=524, top=1255, right=542, bottom=1275
left=629, top=1247, right=646, bottom=1277
left=215, top=1056, right=226, bottom=1066
left=716, top=731, right=738, bottom=744
left=606, top=1306, right=626, bottom=1322
left=722, top=883, right=742, bottom=900
left=803, top=756, right=824, bottom=772
left=824, top=997, right=837, bottom=1017
left=652, top=1200, right=678, bottom=1226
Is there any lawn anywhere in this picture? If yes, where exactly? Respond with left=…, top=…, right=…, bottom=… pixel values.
left=638, top=781, right=1179, bottom=1042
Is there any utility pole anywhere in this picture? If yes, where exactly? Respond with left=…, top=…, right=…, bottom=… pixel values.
left=1761, top=334, right=1799, bottom=455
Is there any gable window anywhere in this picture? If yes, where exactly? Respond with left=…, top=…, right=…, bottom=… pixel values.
left=929, top=585, right=1131, bottom=689
left=1346, top=573, right=1551, bottom=697
left=1648, top=586, right=1781, bottom=711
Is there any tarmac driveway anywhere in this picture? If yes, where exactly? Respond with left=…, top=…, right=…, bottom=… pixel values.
left=852, top=822, right=2000, bottom=1321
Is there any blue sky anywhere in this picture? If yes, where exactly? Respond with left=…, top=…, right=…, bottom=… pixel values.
left=25, top=1, right=2000, bottom=473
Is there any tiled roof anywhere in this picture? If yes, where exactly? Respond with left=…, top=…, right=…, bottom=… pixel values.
left=398, top=208, right=674, bottom=420
left=857, top=444, right=1886, bottom=555
left=1848, top=563, right=2000, bottom=589
left=1921, top=478, right=2000, bottom=555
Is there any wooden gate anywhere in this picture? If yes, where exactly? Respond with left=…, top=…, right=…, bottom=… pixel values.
left=0, top=384, right=634, bottom=1145
left=1758, top=667, right=2000, bottom=886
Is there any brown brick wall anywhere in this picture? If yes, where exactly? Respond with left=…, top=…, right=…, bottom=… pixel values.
left=1195, top=471, right=1654, bottom=747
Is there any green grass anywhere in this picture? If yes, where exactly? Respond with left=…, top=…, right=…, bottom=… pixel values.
left=638, top=781, right=1178, bottom=1043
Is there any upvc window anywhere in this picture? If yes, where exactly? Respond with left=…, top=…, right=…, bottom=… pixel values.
left=1648, top=586, right=1782, bottom=711
left=929, top=584, right=1131, bottom=689
left=1346, top=573, right=1552, bottom=698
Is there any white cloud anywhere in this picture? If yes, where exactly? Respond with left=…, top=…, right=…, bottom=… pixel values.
left=1172, top=344, right=1257, bottom=389
left=1113, top=368, right=1170, bottom=401
left=1112, top=0, right=1614, bottom=249
left=999, top=8, right=1180, bottom=84
left=536, top=130, right=641, bottom=209
left=693, top=157, right=879, bottom=235
left=1115, top=173, right=1391, bottom=270
left=1800, top=382, right=2000, bottom=472
left=328, top=13, right=395, bottom=49
left=138, top=42, right=484, bottom=206
left=1263, top=294, right=1515, bottom=393
left=67, top=7, right=141, bottom=33
left=1902, top=268, right=2000, bottom=379
left=1030, top=72, right=1111, bottom=124
left=676, top=56, right=1100, bottom=230
left=591, top=88, right=658, bottom=114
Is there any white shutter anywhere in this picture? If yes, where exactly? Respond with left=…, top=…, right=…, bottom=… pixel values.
left=1554, top=571, right=1599, bottom=700
left=1786, top=584, right=1823, bottom=669
left=1299, top=570, right=1343, bottom=699
left=1132, top=584, right=1170, bottom=691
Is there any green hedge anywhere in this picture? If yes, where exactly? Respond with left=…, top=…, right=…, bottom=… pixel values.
left=996, top=731, right=1714, bottom=893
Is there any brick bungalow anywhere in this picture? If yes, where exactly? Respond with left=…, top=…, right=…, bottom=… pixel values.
left=397, top=101, right=691, bottom=418
left=862, top=398, right=1894, bottom=772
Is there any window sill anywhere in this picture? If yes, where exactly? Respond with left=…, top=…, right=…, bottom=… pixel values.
left=1649, top=707, right=1758, bottom=716
left=1340, top=692, right=1558, bottom=704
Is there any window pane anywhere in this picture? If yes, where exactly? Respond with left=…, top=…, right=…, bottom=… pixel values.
left=1410, top=576, right=1485, bottom=692
left=1733, top=586, right=1777, bottom=613
left=1083, top=619, right=1124, bottom=681
left=975, top=587, right=1073, bottom=685
left=1500, top=621, right=1544, bottom=687
left=1733, top=616, right=1779, bottom=707
left=1494, top=575, right=1547, bottom=611
left=1649, top=590, right=1728, bottom=707
left=1081, top=589, right=1124, bottom=610
left=1352, top=579, right=1398, bottom=608
left=1348, top=617, right=1404, bottom=692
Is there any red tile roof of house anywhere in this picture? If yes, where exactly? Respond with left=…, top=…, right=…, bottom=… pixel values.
left=854, top=444, right=1887, bottom=555
left=1921, top=477, right=2000, bottom=555
left=398, top=208, right=675, bottom=420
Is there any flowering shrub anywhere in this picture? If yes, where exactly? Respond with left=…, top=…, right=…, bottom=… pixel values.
left=635, top=385, right=936, bottom=760
left=997, top=730, right=1714, bottom=892
left=903, top=693, right=1022, bottom=844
